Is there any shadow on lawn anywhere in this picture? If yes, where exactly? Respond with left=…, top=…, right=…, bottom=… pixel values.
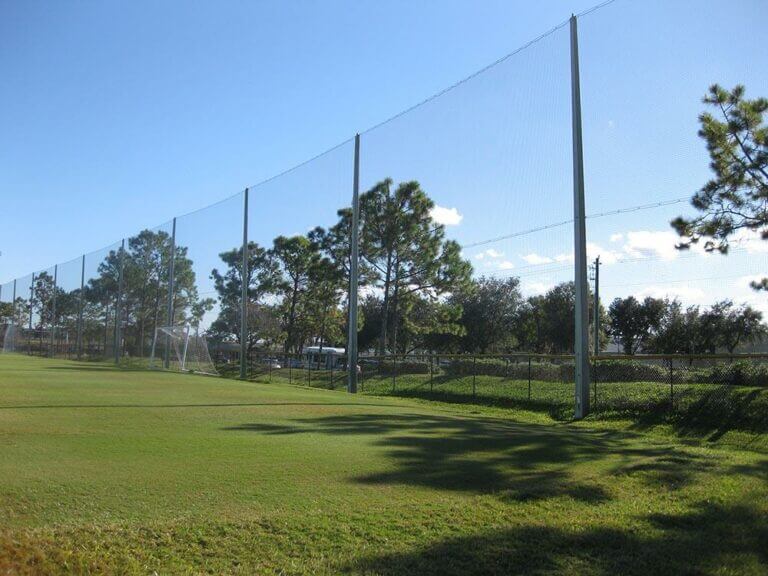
left=225, top=413, right=715, bottom=501
left=339, top=500, right=768, bottom=576
left=358, top=374, right=768, bottom=448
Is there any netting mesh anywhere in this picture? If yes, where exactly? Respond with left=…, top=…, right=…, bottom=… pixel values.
left=150, top=325, right=217, bottom=375
left=577, top=0, right=768, bottom=334
left=1, top=0, right=767, bottom=424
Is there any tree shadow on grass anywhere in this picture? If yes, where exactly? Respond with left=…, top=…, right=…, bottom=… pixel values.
left=366, top=385, right=574, bottom=420
left=615, top=386, right=768, bottom=448
left=225, top=414, right=714, bottom=502
left=339, top=500, right=768, bottom=576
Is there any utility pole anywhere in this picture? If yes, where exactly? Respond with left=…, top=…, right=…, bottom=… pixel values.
left=347, top=134, right=361, bottom=393
left=570, top=14, right=590, bottom=419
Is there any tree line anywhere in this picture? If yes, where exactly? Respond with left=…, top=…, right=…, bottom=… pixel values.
left=2, top=180, right=763, bottom=358
left=2, top=79, right=767, bottom=361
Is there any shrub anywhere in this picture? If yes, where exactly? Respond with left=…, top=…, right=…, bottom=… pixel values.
left=376, top=360, right=430, bottom=375
left=444, top=358, right=573, bottom=382
left=593, top=360, right=668, bottom=383
left=695, top=361, right=768, bottom=387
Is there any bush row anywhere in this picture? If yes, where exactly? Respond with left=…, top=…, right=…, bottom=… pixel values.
left=364, top=357, right=768, bottom=387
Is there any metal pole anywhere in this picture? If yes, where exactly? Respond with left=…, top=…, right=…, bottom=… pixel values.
left=114, top=240, right=125, bottom=364
left=593, top=255, right=600, bottom=354
left=77, top=255, right=85, bottom=360
left=670, top=361, right=674, bottom=410
left=164, top=218, right=176, bottom=369
left=12, top=279, right=16, bottom=323
left=240, top=189, right=249, bottom=380
left=429, top=355, right=434, bottom=392
left=49, top=265, right=57, bottom=357
left=347, top=134, right=361, bottom=393
left=181, top=325, right=190, bottom=371
left=570, top=14, right=590, bottom=419
left=28, top=273, right=34, bottom=355
left=528, top=356, right=532, bottom=400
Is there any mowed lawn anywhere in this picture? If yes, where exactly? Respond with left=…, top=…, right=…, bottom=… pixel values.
left=0, top=355, right=766, bottom=575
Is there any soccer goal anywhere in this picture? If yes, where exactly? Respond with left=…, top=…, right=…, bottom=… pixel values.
left=1, top=324, right=26, bottom=353
left=149, top=325, right=217, bottom=375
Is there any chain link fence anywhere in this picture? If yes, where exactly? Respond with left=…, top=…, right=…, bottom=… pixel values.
left=239, top=351, right=768, bottom=432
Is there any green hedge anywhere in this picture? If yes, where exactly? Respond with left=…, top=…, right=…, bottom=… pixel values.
left=694, top=361, right=768, bottom=387
left=375, top=361, right=431, bottom=375
left=593, top=360, right=669, bottom=383
left=444, top=358, right=573, bottom=382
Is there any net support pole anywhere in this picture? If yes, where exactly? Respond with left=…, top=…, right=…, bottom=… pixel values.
left=347, top=134, right=361, bottom=393
left=76, top=254, right=85, bottom=360
left=240, top=188, right=249, bottom=380
left=114, top=239, right=125, bottom=364
left=12, top=279, right=16, bottom=318
left=181, top=325, right=190, bottom=371
left=164, top=218, right=176, bottom=369
left=50, top=264, right=57, bottom=358
left=29, top=273, right=34, bottom=332
left=570, top=14, right=590, bottom=419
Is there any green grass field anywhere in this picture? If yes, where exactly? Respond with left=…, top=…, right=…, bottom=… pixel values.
left=1, top=354, right=766, bottom=575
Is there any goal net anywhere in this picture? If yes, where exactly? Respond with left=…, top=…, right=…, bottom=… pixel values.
left=1, top=324, right=26, bottom=353
left=149, top=325, right=217, bottom=375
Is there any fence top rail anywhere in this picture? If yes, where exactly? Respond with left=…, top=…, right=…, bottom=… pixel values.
left=244, top=350, right=768, bottom=362
left=594, top=353, right=768, bottom=361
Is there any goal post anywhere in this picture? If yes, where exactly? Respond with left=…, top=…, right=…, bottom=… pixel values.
left=149, top=325, right=217, bottom=375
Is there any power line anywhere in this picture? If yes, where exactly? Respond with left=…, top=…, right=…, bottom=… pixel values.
left=461, top=196, right=690, bottom=250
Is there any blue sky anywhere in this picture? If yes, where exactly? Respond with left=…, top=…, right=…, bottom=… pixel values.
left=2, top=0, right=767, bottom=319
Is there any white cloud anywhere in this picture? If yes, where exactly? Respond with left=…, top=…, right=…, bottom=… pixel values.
left=521, top=253, right=553, bottom=265
left=729, top=228, right=768, bottom=254
left=497, top=260, right=515, bottom=270
left=430, top=205, right=463, bottom=226
left=587, top=242, right=622, bottom=265
left=622, top=230, right=681, bottom=261
left=526, top=244, right=621, bottom=267
left=475, top=248, right=504, bottom=261
left=522, top=281, right=555, bottom=296
left=633, top=285, right=706, bottom=303
left=609, top=233, right=624, bottom=243
left=732, top=274, right=768, bottom=316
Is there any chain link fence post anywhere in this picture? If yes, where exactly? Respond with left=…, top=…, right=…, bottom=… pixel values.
left=528, top=355, right=532, bottom=401
left=472, top=355, right=477, bottom=399
left=429, top=355, right=434, bottom=393
left=669, top=359, right=675, bottom=411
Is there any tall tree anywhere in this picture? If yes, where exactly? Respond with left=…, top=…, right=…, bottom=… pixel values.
left=270, top=235, right=320, bottom=353
left=359, top=178, right=472, bottom=354
left=709, top=300, right=765, bottom=353
left=646, top=300, right=700, bottom=355
left=608, top=296, right=667, bottom=355
left=672, top=84, right=768, bottom=289
left=209, top=242, right=281, bottom=353
left=450, top=277, right=525, bottom=353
